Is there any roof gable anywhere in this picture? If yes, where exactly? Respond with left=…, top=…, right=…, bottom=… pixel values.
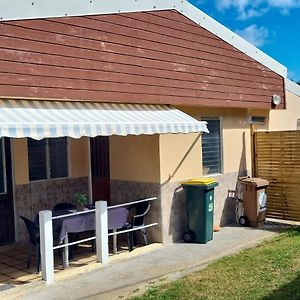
left=0, top=0, right=287, bottom=78
left=0, top=10, right=285, bottom=108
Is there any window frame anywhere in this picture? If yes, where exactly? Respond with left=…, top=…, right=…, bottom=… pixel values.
left=201, top=116, right=224, bottom=176
left=28, top=137, right=70, bottom=182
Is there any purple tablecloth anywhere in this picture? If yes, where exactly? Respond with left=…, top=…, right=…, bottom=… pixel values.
left=58, top=207, right=129, bottom=242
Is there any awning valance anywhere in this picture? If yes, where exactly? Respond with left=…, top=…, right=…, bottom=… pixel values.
left=0, top=100, right=208, bottom=140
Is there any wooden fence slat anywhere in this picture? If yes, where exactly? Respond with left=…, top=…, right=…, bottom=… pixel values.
left=255, top=130, right=300, bottom=222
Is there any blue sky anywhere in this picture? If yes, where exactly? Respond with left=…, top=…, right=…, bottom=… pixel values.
left=188, top=0, right=300, bottom=82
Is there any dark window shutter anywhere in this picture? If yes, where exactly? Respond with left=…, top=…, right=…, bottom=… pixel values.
left=49, top=138, right=68, bottom=179
left=28, top=139, right=47, bottom=181
left=0, top=139, right=5, bottom=193
left=202, top=119, right=221, bottom=175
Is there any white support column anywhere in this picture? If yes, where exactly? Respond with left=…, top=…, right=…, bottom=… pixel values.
left=95, top=201, right=109, bottom=265
left=39, top=210, right=54, bottom=284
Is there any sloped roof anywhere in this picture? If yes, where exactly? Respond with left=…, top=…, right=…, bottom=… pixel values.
left=0, top=0, right=287, bottom=78
left=286, top=79, right=300, bottom=97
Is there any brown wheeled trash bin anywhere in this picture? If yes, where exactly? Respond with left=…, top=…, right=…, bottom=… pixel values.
left=239, top=178, right=269, bottom=227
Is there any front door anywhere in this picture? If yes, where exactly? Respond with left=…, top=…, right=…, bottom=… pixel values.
left=0, top=138, right=14, bottom=246
left=90, top=136, right=110, bottom=203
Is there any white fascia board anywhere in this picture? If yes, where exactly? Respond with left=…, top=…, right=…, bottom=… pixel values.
left=286, top=79, right=300, bottom=97
left=0, top=0, right=287, bottom=78
left=0, top=0, right=174, bottom=20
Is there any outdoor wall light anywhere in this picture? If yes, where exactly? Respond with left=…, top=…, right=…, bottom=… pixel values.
left=272, top=94, right=282, bottom=106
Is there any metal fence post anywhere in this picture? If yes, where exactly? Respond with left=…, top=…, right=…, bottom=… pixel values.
left=39, top=210, right=54, bottom=284
left=95, top=201, right=109, bottom=265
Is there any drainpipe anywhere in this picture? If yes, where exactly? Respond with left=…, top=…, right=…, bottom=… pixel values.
left=250, top=123, right=256, bottom=177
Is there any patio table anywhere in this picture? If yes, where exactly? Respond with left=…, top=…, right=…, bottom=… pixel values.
left=58, top=207, right=129, bottom=267
left=58, top=207, right=129, bottom=241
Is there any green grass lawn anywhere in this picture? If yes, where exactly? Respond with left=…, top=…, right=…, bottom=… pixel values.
left=132, top=226, right=300, bottom=300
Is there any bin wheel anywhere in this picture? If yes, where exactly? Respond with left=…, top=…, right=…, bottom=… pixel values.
left=183, top=230, right=195, bottom=243
left=238, top=216, right=249, bottom=227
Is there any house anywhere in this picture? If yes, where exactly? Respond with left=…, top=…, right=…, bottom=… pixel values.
left=0, top=0, right=299, bottom=250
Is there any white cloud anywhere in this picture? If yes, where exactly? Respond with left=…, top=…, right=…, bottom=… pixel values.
left=215, top=0, right=300, bottom=19
left=235, top=24, right=269, bottom=47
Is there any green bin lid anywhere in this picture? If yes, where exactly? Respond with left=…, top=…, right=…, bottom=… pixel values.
left=181, top=178, right=217, bottom=186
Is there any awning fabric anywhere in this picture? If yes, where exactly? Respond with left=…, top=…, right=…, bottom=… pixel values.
left=0, top=99, right=208, bottom=140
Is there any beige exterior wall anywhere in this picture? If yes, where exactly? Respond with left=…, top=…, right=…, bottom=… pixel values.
left=222, top=115, right=251, bottom=173
left=178, top=106, right=252, bottom=175
left=11, top=138, right=29, bottom=185
left=176, top=97, right=299, bottom=175
left=69, top=137, right=89, bottom=178
left=109, top=135, right=160, bottom=183
left=159, top=133, right=202, bottom=183
left=268, top=91, right=300, bottom=131
left=157, top=106, right=254, bottom=233
left=109, top=133, right=203, bottom=184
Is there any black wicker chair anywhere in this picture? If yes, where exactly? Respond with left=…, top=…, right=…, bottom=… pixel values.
left=20, top=216, right=41, bottom=273
left=124, top=201, right=151, bottom=252
left=52, top=202, right=76, bottom=211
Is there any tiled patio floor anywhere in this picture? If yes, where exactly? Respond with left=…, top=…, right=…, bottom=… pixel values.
left=0, top=245, right=40, bottom=288
left=0, top=240, right=135, bottom=291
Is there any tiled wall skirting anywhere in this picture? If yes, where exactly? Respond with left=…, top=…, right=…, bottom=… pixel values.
left=110, top=180, right=162, bottom=243
left=213, top=170, right=248, bottom=226
left=110, top=170, right=248, bottom=244
left=14, top=171, right=247, bottom=245
left=15, top=177, right=88, bottom=243
left=160, top=170, right=248, bottom=243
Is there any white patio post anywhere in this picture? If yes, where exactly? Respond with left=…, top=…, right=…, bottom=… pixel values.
left=95, top=201, right=109, bottom=265
left=39, top=210, right=54, bottom=284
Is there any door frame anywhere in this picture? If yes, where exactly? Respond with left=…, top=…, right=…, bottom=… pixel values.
left=0, top=137, right=16, bottom=246
left=11, top=139, right=18, bottom=243
left=88, top=137, right=93, bottom=203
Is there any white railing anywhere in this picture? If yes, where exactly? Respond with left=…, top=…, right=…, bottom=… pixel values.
left=39, top=197, right=157, bottom=284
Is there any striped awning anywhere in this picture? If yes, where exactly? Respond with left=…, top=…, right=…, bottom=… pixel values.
left=0, top=99, right=208, bottom=140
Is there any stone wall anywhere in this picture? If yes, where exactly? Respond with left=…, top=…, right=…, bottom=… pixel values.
left=15, top=177, right=88, bottom=243
left=213, top=170, right=248, bottom=226
left=143, top=171, right=249, bottom=245
left=110, top=180, right=162, bottom=243
left=160, top=182, right=187, bottom=244
left=14, top=172, right=248, bottom=246
left=110, top=172, right=248, bottom=245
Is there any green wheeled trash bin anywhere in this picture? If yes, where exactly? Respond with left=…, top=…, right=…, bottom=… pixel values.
left=182, top=178, right=218, bottom=244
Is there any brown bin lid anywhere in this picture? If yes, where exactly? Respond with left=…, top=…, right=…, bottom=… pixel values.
left=240, top=177, right=269, bottom=187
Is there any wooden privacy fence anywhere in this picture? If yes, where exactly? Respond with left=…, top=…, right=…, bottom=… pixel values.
left=254, top=130, right=300, bottom=221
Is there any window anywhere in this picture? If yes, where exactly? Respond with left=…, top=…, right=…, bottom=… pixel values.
left=249, top=116, right=266, bottom=125
left=28, top=138, right=68, bottom=181
left=0, top=138, right=6, bottom=193
left=202, top=118, right=222, bottom=175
